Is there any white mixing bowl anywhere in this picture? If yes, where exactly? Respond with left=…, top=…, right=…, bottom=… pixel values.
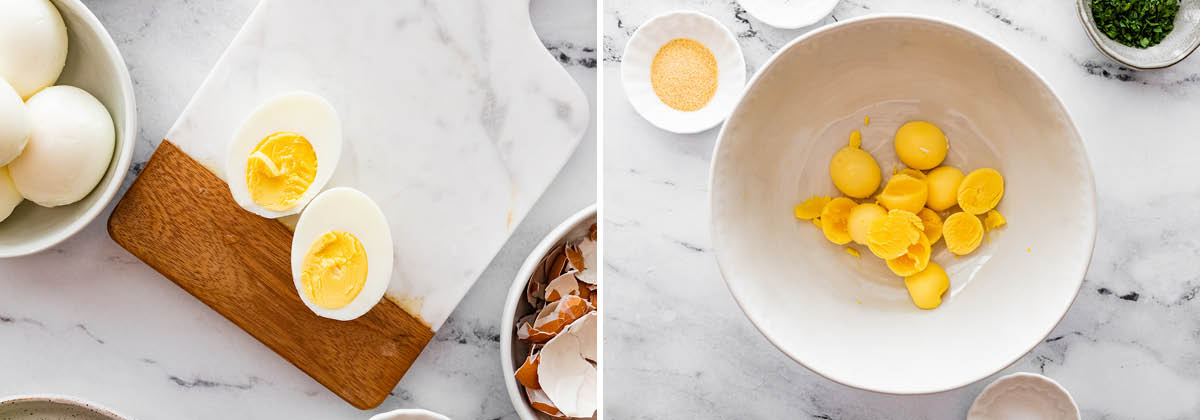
left=710, top=15, right=1095, bottom=394
left=0, top=0, right=136, bottom=257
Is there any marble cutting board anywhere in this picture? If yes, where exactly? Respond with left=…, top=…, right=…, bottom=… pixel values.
left=110, top=0, right=587, bottom=408
left=165, top=0, right=588, bottom=333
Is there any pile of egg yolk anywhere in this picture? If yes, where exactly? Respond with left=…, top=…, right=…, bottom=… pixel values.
left=793, top=120, right=1010, bottom=310
left=300, top=231, right=369, bottom=309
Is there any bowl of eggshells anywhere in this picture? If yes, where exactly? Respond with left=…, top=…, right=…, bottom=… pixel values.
left=0, top=0, right=135, bottom=257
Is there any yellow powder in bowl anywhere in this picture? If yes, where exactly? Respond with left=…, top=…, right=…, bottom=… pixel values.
left=650, top=38, right=718, bottom=111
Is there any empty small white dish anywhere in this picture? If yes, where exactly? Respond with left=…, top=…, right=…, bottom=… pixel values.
left=968, top=372, right=1080, bottom=420
left=738, top=0, right=841, bottom=29
left=621, top=11, right=746, bottom=134
left=368, top=408, right=451, bottom=420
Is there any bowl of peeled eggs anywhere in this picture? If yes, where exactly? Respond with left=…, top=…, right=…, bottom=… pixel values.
left=710, top=14, right=1096, bottom=394
left=0, top=0, right=135, bottom=257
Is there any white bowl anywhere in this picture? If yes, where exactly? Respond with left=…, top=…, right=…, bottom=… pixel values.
left=967, top=373, right=1080, bottom=420
left=0, top=0, right=136, bottom=257
left=710, top=15, right=1096, bottom=394
left=737, top=0, right=841, bottom=29
left=1077, top=0, right=1200, bottom=70
left=0, top=394, right=129, bottom=420
left=621, top=11, right=746, bottom=134
left=500, top=204, right=596, bottom=420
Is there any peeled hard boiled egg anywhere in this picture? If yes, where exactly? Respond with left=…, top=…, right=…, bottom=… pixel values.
left=0, top=78, right=30, bottom=166
left=0, top=167, right=23, bottom=222
left=291, top=187, right=393, bottom=321
left=9, top=86, right=114, bottom=207
left=0, top=0, right=68, bottom=99
left=227, top=92, right=341, bottom=218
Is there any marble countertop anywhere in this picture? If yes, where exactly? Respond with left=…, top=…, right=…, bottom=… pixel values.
left=604, top=0, right=1200, bottom=419
left=0, top=0, right=594, bottom=419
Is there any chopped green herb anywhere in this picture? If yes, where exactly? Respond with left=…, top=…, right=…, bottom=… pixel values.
left=1091, top=0, right=1179, bottom=48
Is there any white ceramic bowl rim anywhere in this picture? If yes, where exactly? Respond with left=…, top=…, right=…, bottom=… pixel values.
left=708, top=13, right=1097, bottom=394
left=737, top=0, right=841, bottom=29
left=967, top=372, right=1081, bottom=419
left=1, top=0, right=137, bottom=257
left=499, top=204, right=597, bottom=420
left=0, top=394, right=130, bottom=419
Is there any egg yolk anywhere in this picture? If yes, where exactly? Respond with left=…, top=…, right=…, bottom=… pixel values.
left=794, top=196, right=832, bottom=220
left=820, top=197, right=857, bottom=245
left=246, top=131, right=317, bottom=211
left=876, top=173, right=928, bottom=214
left=886, top=232, right=931, bottom=276
left=958, top=168, right=1004, bottom=214
left=866, top=209, right=924, bottom=260
left=917, top=208, right=943, bottom=244
left=301, top=231, right=368, bottom=309
left=925, top=166, right=964, bottom=211
left=905, top=262, right=949, bottom=309
left=847, top=203, right=887, bottom=246
left=894, top=121, right=948, bottom=170
left=984, top=209, right=1007, bottom=231
left=829, top=134, right=881, bottom=199
left=943, top=212, right=984, bottom=255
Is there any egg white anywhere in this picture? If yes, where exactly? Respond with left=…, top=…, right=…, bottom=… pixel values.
left=0, top=78, right=30, bottom=166
left=226, top=91, right=341, bottom=218
left=290, top=187, right=393, bottom=321
left=9, top=85, right=114, bottom=207
left=0, top=0, right=68, bottom=99
left=0, top=167, right=23, bottom=223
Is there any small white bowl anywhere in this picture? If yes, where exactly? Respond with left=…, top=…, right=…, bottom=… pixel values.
left=968, top=373, right=1080, bottom=420
left=1077, top=0, right=1200, bottom=70
left=738, top=0, right=841, bottom=29
left=0, top=0, right=136, bottom=257
left=368, top=408, right=451, bottom=420
left=500, top=204, right=596, bottom=420
left=0, top=394, right=129, bottom=419
left=621, top=11, right=746, bottom=134
left=710, top=15, right=1096, bottom=394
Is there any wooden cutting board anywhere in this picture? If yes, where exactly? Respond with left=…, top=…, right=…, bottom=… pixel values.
left=109, top=141, right=434, bottom=409
left=107, top=0, right=587, bottom=410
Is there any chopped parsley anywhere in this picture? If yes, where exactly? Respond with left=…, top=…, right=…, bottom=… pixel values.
left=1091, top=0, right=1180, bottom=48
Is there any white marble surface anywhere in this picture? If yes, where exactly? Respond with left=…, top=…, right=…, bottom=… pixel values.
left=0, top=0, right=595, bottom=418
left=604, top=0, right=1200, bottom=419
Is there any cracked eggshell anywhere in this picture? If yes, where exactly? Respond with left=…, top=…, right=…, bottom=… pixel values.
left=545, top=271, right=583, bottom=302
left=538, top=314, right=598, bottom=419
left=226, top=91, right=341, bottom=218
left=621, top=11, right=746, bottom=134
left=571, top=238, right=596, bottom=284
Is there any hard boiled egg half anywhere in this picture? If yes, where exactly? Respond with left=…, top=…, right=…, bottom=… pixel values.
left=291, top=187, right=393, bottom=321
left=227, top=92, right=341, bottom=218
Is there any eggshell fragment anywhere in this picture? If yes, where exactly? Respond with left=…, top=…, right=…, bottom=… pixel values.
left=545, top=272, right=584, bottom=302
left=526, top=387, right=565, bottom=418
left=538, top=314, right=599, bottom=419
left=567, top=238, right=597, bottom=284
left=515, top=352, right=542, bottom=389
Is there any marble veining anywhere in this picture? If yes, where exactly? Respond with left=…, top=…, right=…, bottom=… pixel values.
left=0, top=0, right=596, bottom=419
left=605, top=0, right=1200, bottom=419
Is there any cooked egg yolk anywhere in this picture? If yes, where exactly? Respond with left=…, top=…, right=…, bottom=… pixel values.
left=300, top=231, right=368, bottom=309
left=866, top=209, right=924, bottom=260
left=894, top=121, right=948, bottom=170
left=820, top=197, right=857, bottom=245
left=876, top=173, right=928, bottom=213
left=984, top=209, right=1007, bottom=231
left=943, top=212, right=984, bottom=255
left=845, top=247, right=860, bottom=258
left=847, top=203, right=887, bottom=246
left=829, top=134, right=881, bottom=199
left=899, top=168, right=926, bottom=181
left=886, top=232, right=931, bottom=276
left=794, top=196, right=832, bottom=220
left=905, top=262, right=949, bottom=309
left=925, top=166, right=964, bottom=211
left=958, top=168, right=1004, bottom=215
left=246, top=131, right=317, bottom=211
left=917, top=208, right=943, bottom=244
